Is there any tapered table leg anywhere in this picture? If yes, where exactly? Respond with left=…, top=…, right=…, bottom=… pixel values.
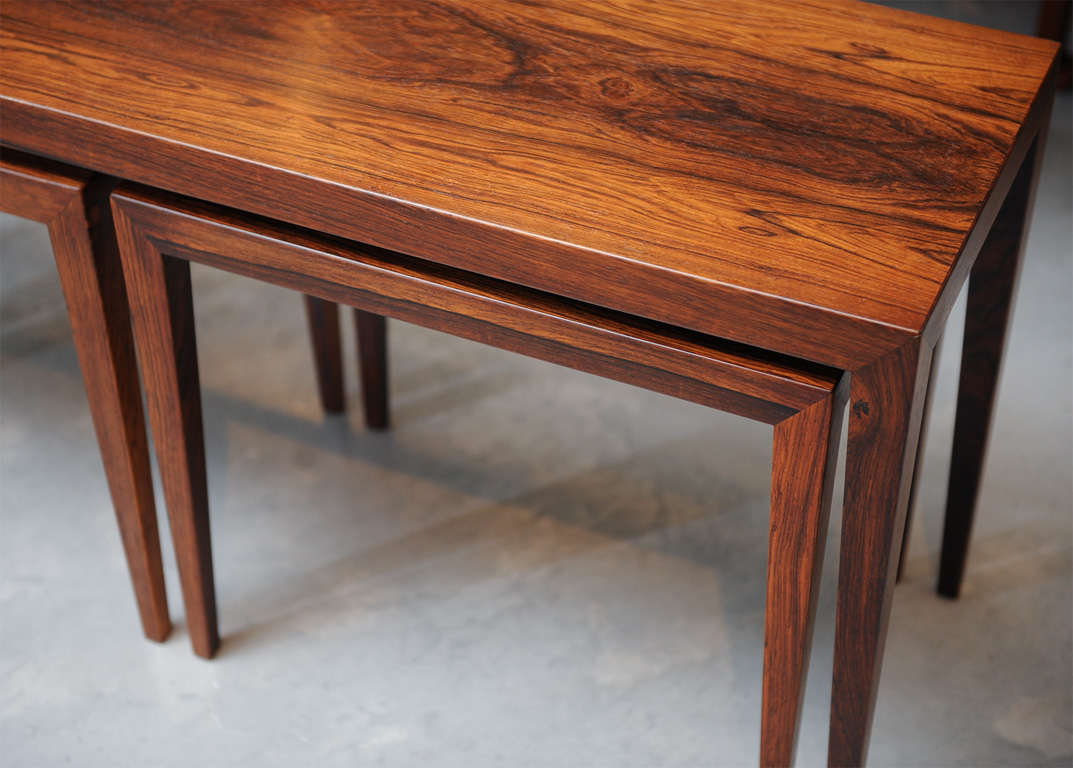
left=761, top=385, right=845, bottom=767
left=114, top=206, right=218, bottom=658
left=354, top=309, right=389, bottom=430
left=938, top=137, right=1046, bottom=598
left=303, top=296, right=388, bottom=427
left=897, top=334, right=942, bottom=582
left=829, top=340, right=934, bottom=767
left=0, top=153, right=170, bottom=642
left=304, top=295, right=345, bottom=413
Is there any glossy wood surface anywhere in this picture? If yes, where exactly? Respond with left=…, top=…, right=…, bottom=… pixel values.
left=762, top=379, right=847, bottom=767
left=112, top=187, right=841, bottom=426
left=830, top=339, right=935, bottom=766
left=0, top=150, right=170, bottom=641
left=112, top=210, right=219, bottom=659
left=0, top=0, right=1058, bottom=368
left=3, top=2, right=1059, bottom=761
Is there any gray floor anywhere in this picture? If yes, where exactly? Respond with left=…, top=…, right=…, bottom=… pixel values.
left=2, top=9, right=1071, bottom=768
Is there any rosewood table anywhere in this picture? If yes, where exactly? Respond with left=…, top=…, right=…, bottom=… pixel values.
left=0, top=1, right=1057, bottom=765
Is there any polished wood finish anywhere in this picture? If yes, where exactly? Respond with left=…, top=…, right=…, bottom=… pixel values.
left=112, top=208, right=218, bottom=658
left=763, top=378, right=847, bottom=767
left=938, top=136, right=1046, bottom=598
left=2, top=1, right=1060, bottom=762
left=830, top=339, right=935, bottom=767
left=303, top=295, right=346, bottom=414
left=0, top=1, right=1058, bottom=370
left=112, top=188, right=844, bottom=768
left=355, top=309, right=389, bottom=431
left=0, top=150, right=170, bottom=642
left=112, top=189, right=840, bottom=425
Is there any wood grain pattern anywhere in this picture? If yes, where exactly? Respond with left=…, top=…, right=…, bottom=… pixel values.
left=0, top=149, right=170, bottom=643
left=3, top=2, right=1058, bottom=760
left=939, top=135, right=1046, bottom=598
left=830, top=339, right=935, bottom=767
left=921, top=66, right=1056, bottom=347
left=0, top=0, right=1058, bottom=368
left=112, top=207, right=218, bottom=659
left=763, top=376, right=848, bottom=767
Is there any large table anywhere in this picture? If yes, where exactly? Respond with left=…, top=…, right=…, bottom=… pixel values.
left=0, top=1, right=1057, bottom=764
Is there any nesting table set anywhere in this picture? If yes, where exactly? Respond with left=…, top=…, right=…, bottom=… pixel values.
left=0, top=1, right=1058, bottom=765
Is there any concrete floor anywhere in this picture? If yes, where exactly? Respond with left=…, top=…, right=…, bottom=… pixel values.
left=2, top=7, right=1070, bottom=768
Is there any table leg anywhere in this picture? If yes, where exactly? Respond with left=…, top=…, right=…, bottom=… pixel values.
left=304, top=296, right=389, bottom=428
left=304, top=295, right=345, bottom=413
left=115, top=215, right=218, bottom=658
left=1, top=156, right=170, bottom=643
left=355, top=309, right=389, bottom=430
left=829, top=340, right=934, bottom=766
left=57, top=182, right=172, bottom=642
left=938, top=138, right=1044, bottom=598
left=762, top=389, right=845, bottom=767
left=896, top=333, right=942, bottom=582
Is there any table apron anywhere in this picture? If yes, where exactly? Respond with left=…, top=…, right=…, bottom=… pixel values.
left=111, top=188, right=843, bottom=425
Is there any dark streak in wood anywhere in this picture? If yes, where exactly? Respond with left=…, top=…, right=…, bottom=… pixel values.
left=2, top=3, right=1059, bottom=761
left=0, top=0, right=1058, bottom=369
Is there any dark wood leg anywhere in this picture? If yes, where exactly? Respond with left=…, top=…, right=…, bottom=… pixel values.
left=57, top=182, right=172, bottom=641
left=1038, top=1, right=1071, bottom=90
left=829, top=340, right=934, bottom=767
left=761, top=387, right=845, bottom=767
left=303, top=295, right=345, bottom=414
left=303, top=297, right=388, bottom=427
left=896, top=333, right=942, bottom=582
left=115, top=209, right=218, bottom=658
left=355, top=309, right=389, bottom=430
left=1, top=154, right=170, bottom=642
left=937, top=139, right=1044, bottom=598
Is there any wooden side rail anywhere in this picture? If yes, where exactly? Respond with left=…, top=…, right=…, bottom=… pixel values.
left=111, top=186, right=840, bottom=426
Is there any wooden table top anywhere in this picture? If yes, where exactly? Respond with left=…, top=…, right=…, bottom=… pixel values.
left=0, top=0, right=1057, bottom=368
